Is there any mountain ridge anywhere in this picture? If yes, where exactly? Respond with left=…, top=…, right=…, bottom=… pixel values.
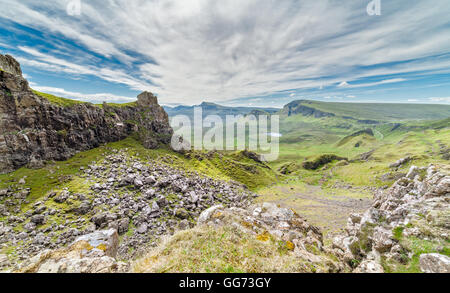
left=282, top=99, right=450, bottom=121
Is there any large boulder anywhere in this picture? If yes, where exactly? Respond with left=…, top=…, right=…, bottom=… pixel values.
left=14, top=229, right=126, bottom=273
left=420, top=253, right=450, bottom=273
left=389, top=157, right=412, bottom=168
left=198, top=205, right=224, bottom=224
left=72, top=229, right=119, bottom=258
left=354, top=260, right=384, bottom=273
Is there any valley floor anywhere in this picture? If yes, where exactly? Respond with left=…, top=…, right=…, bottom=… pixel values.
left=257, top=182, right=372, bottom=241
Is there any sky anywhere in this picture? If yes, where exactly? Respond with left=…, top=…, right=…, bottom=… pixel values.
left=0, top=0, right=449, bottom=107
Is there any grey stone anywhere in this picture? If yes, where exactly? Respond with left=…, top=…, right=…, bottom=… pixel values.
left=118, top=218, right=130, bottom=235
left=73, top=229, right=120, bottom=258
left=30, top=214, right=45, bottom=225
left=420, top=253, right=450, bottom=273
left=136, top=224, right=148, bottom=234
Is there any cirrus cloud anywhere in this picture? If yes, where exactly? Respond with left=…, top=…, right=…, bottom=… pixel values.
left=0, top=0, right=449, bottom=105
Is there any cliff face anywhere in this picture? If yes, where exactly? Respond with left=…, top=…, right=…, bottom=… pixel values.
left=282, top=100, right=335, bottom=118
left=0, top=55, right=173, bottom=174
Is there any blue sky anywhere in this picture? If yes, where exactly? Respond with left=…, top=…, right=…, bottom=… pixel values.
left=0, top=0, right=449, bottom=107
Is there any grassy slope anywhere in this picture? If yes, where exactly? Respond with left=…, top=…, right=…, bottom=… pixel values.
left=96, top=101, right=138, bottom=108
left=277, top=129, right=449, bottom=187
left=0, top=137, right=277, bottom=205
left=256, top=108, right=449, bottom=258
left=32, top=90, right=88, bottom=107
left=32, top=90, right=137, bottom=108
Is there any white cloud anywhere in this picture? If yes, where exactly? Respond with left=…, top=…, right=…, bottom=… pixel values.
left=429, top=97, right=450, bottom=103
left=337, top=82, right=349, bottom=88
left=337, top=78, right=407, bottom=89
left=0, top=0, right=449, bottom=104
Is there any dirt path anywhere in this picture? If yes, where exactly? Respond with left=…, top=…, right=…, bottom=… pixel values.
left=257, top=183, right=372, bottom=242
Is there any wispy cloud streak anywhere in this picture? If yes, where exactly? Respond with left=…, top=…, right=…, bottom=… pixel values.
left=0, top=0, right=449, bottom=104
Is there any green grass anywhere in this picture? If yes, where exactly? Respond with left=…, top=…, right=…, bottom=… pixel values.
left=32, top=89, right=138, bottom=109
left=0, top=137, right=277, bottom=209
left=32, top=90, right=88, bottom=107
left=382, top=236, right=450, bottom=273
left=96, top=101, right=138, bottom=108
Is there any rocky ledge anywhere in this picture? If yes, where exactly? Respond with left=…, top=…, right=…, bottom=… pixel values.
left=332, top=164, right=450, bottom=273
left=0, top=54, right=173, bottom=174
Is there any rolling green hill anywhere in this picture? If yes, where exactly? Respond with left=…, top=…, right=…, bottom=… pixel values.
left=282, top=100, right=450, bottom=121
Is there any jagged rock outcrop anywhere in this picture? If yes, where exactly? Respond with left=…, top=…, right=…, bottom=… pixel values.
left=389, top=156, right=412, bottom=169
left=332, top=164, right=450, bottom=273
left=0, top=54, right=173, bottom=174
left=0, top=55, right=22, bottom=76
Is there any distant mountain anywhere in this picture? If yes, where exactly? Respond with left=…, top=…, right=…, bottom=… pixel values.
left=282, top=100, right=450, bottom=122
left=164, top=102, right=280, bottom=120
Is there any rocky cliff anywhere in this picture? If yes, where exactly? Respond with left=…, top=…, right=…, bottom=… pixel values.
left=282, top=100, right=336, bottom=118
left=0, top=54, right=173, bottom=174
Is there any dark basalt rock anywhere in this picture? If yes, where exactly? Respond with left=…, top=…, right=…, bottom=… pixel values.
left=0, top=54, right=173, bottom=174
left=282, top=100, right=335, bottom=118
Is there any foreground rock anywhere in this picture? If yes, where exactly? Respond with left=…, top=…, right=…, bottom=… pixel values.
left=14, top=203, right=344, bottom=273
left=332, top=164, right=450, bottom=273
left=195, top=203, right=344, bottom=272
left=14, top=229, right=128, bottom=273
left=0, top=54, right=173, bottom=174
left=419, top=253, right=450, bottom=273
